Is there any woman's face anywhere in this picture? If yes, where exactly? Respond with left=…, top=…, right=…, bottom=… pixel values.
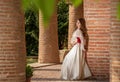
left=76, top=20, right=81, bottom=29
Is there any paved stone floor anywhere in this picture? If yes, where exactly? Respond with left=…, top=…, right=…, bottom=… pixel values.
left=30, top=63, right=109, bottom=82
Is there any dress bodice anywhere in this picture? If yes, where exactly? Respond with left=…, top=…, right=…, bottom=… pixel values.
left=71, top=28, right=85, bottom=51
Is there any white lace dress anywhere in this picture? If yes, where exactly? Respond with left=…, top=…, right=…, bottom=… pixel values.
left=61, top=29, right=92, bottom=80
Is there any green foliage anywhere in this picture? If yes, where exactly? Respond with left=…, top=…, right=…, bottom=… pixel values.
left=25, top=0, right=68, bottom=56
left=58, top=0, right=68, bottom=49
left=22, top=0, right=82, bottom=26
left=22, top=0, right=120, bottom=27
left=26, top=65, right=33, bottom=77
left=27, top=58, right=37, bottom=64
left=25, top=8, right=39, bottom=56
left=22, top=0, right=55, bottom=26
left=71, top=0, right=82, bottom=7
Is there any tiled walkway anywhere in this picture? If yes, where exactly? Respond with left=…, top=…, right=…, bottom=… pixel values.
left=30, top=63, right=109, bottom=82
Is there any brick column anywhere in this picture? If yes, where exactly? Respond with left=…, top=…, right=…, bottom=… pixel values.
left=38, top=1, right=60, bottom=63
left=68, top=3, right=84, bottom=49
left=110, top=0, right=120, bottom=82
left=84, top=0, right=111, bottom=80
left=0, top=0, right=26, bottom=82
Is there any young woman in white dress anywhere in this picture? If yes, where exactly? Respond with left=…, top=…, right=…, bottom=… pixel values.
left=61, top=18, right=92, bottom=80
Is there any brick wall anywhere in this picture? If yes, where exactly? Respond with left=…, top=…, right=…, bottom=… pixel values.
left=84, top=0, right=111, bottom=80
left=0, top=0, right=26, bottom=82
left=110, top=0, right=120, bottom=82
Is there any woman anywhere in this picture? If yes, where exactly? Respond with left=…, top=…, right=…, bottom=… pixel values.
left=61, top=18, right=92, bottom=80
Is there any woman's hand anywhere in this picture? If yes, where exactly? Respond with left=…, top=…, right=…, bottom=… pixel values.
left=82, top=49, right=86, bottom=55
left=83, top=50, right=87, bottom=62
left=72, top=41, right=77, bottom=46
left=71, top=37, right=81, bottom=46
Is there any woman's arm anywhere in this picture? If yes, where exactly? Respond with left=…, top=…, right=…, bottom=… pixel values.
left=80, top=34, right=86, bottom=51
left=71, top=31, right=77, bottom=46
left=71, top=37, right=77, bottom=46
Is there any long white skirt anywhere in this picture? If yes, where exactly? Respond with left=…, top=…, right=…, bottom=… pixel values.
left=61, top=44, right=92, bottom=80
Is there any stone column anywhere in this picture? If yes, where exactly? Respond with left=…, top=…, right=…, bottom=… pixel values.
left=38, top=1, right=59, bottom=63
left=110, top=0, right=120, bottom=82
left=68, top=2, right=84, bottom=49
left=0, top=0, right=26, bottom=82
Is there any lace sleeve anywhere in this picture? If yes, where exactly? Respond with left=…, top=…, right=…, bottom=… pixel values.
left=70, top=31, right=77, bottom=45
